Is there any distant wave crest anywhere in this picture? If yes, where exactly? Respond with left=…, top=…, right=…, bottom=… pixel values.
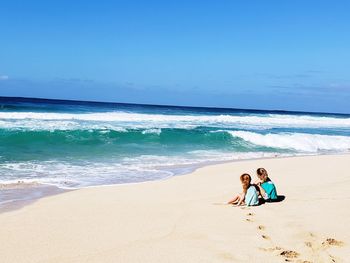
left=1, top=111, right=350, bottom=130
left=228, top=131, right=350, bottom=152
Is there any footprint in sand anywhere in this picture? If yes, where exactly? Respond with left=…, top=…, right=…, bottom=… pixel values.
left=256, top=225, right=269, bottom=239
left=261, top=234, right=270, bottom=240
left=260, top=247, right=308, bottom=263
left=322, top=238, right=344, bottom=247
left=329, top=254, right=339, bottom=263
left=303, top=235, right=343, bottom=263
left=258, top=225, right=265, bottom=231
left=245, top=212, right=255, bottom=222
left=304, top=241, right=312, bottom=248
left=280, top=250, right=299, bottom=259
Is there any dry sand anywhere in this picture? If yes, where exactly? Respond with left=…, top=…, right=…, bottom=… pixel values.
left=0, top=154, right=349, bottom=262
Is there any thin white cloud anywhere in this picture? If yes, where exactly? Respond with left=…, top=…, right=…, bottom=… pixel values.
left=0, top=75, right=9, bottom=80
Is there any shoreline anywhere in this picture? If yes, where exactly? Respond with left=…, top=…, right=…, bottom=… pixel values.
left=0, top=183, right=69, bottom=213
left=0, top=152, right=307, bottom=213
left=0, top=154, right=349, bottom=262
left=1, top=151, right=347, bottom=213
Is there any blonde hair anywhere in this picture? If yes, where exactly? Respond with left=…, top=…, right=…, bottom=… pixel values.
left=257, top=168, right=268, bottom=182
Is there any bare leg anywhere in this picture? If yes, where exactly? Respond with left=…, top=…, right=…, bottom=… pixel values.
left=228, top=193, right=242, bottom=204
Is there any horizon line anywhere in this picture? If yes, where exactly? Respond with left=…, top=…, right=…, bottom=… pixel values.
left=0, top=95, right=349, bottom=116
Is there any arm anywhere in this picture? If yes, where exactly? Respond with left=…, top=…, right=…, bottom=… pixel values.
left=257, top=183, right=268, bottom=199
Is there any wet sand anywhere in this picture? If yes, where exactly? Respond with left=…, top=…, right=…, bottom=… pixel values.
left=0, top=182, right=68, bottom=213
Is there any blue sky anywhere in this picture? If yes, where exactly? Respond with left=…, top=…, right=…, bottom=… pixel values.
left=1, top=1, right=350, bottom=113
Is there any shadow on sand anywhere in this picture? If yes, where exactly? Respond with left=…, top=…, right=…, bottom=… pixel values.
left=259, top=195, right=285, bottom=205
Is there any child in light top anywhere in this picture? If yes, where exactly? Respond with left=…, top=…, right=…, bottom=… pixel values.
left=227, top=173, right=259, bottom=206
left=255, top=168, right=278, bottom=201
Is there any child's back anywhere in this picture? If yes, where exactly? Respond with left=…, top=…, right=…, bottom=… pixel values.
left=261, top=179, right=277, bottom=200
left=257, top=168, right=278, bottom=201
left=245, top=185, right=259, bottom=206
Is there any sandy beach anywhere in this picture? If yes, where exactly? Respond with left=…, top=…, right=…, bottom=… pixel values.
left=0, top=154, right=349, bottom=262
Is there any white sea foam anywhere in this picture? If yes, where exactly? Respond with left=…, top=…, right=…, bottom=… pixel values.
left=141, top=128, right=162, bottom=135
left=1, top=111, right=350, bottom=130
left=228, top=131, right=350, bottom=152
left=0, top=151, right=291, bottom=188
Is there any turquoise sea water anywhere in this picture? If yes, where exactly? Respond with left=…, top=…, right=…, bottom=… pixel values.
left=1, top=97, right=350, bottom=188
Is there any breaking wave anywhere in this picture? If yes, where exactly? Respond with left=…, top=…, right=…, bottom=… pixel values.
left=228, top=131, right=350, bottom=152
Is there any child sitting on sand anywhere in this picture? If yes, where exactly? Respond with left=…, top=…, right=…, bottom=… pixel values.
left=255, top=168, right=278, bottom=201
left=227, top=173, right=259, bottom=206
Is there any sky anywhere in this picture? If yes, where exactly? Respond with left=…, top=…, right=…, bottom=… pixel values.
left=0, top=1, right=350, bottom=113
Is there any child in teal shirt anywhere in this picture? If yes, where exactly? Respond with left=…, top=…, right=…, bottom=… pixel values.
left=255, top=168, right=278, bottom=201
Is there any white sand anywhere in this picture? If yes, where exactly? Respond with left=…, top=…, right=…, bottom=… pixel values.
left=1, top=154, right=349, bottom=262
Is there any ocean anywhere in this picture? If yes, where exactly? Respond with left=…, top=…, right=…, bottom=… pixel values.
left=1, top=97, right=350, bottom=189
